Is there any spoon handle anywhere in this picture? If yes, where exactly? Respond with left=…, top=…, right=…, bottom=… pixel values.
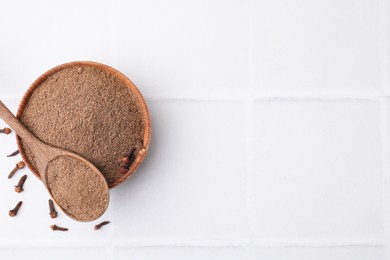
left=0, top=100, right=43, bottom=150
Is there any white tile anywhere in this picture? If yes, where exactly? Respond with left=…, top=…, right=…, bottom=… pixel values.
left=0, top=0, right=112, bottom=99
left=386, top=0, right=390, bottom=95
left=252, top=100, right=383, bottom=240
left=384, top=98, right=390, bottom=258
left=253, top=0, right=382, bottom=96
left=249, top=247, right=385, bottom=260
left=111, top=101, right=248, bottom=240
left=114, top=0, right=251, bottom=99
left=114, top=247, right=248, bottom=260
left=0, top=248, right=107, bottom=260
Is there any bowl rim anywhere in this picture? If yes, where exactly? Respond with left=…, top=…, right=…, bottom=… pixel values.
left=16, top=61, right=151, bottom=189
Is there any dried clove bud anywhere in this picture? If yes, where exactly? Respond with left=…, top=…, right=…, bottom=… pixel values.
left=8, top=161, right=25, bottom=179
left=50, top=225, right=68, bottom=231
left=14, top=175, right=27, bottom=193
left=48, top=199, right=58, bottom=218
left=119, top=166, right=128, bottom=174
left=94, top=221, right=110, bottom=230
left=119, top=148, right=136, bottom=174
left=0, top=127, right=11, bottom=134
left=6, top=149, right=20, bottom=157
left=9, top=201, right=22, bottom=217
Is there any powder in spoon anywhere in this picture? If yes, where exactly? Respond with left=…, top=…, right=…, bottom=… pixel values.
left=19, top=65, right=147, bottom=187
left=46, top=155, right=109, bottom=222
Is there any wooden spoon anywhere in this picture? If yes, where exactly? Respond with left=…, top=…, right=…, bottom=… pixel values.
left=0, top=100, right=109, bottom=222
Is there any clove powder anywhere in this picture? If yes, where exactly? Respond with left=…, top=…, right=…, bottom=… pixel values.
left=46, top=156, right=108, bottom=221
left=20, top=65, right=146, bottom=187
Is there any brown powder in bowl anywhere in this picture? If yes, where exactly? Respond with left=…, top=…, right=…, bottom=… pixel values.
left=46, top=156, right=109, bottom=221
left=19, top=65, right=146, bottom=187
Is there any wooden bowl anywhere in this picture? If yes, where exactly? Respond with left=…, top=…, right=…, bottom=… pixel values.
left=16, top=61, right=151, bottom=189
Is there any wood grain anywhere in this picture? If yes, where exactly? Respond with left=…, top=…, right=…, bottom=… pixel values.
left=16, top=61, right=151, bottom=189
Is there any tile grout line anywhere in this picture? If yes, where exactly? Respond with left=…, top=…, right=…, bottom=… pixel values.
left=244, top=0, right=256, bottom=250
left=381, top=97, right=390, bottom=260
left=379, top=0, right=390, bottom=259
left=0, top=239, right=382, bottom=248
left=380, top=0, right=389, bottom=97
left=108, top=0, right=118, bottom=68
left=145, top=94, right=386, bottom=102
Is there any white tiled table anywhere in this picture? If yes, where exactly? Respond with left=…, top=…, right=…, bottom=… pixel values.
left=0, top=0, right=388, bottom=259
